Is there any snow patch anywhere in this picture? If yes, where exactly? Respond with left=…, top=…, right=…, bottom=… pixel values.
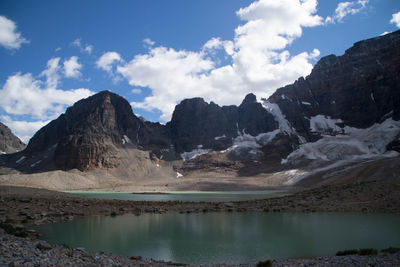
left=16, top=156, right=26, bottom=164
left=122, top=135, right=132, bottom=145
left=283, top=118, right=400, bottom=165
left=228, top=129, right=281, bottom=159
left=371, top=92, right=375, bottom=102
left=181, top=145, right=212, bottom=161
left=214, top=134, right=226, bottom=140
left=262, top=100, right=305, bottom=143
left=301, top=101, right=311, bottom=106
left=176, top=172, right=183, bottom=178
left=309, top=115, right=343, bottom=135
left=283, top=169, right=309, bottom=185
left=30, top=160, right=41, bottom=168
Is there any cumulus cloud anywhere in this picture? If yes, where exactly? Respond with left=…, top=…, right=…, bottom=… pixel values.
left=0, top=72, right=93, bottom=120
left=96, top=51, right=122, bottom=72
left=117, top=0, right=323, bottom=121
left=0, top=116, right=49, bottom=143
left=0, top=15, right=29, bottom=50
left=40, top=57, right=61, bottom=89
left=0, top=57, right=94, bottom=141
left=325, top=0, right=369, bottom=24
left=63, top=56, right=82, bottom=78
left=390, top=11, right=400, bottom=28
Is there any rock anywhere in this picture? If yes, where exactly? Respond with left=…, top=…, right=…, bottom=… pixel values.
left=2, top=91, right=171, bottom=172
left=35, top=241, right=52, bottom=251
left=268, top=30, right=400, bottom=141
left=167, top=93, right=277, bottom=153
left=0, top=122, right=25, bottom=154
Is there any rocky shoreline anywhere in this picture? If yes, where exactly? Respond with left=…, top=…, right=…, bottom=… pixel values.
left=1, top=181, right=400, bottom=266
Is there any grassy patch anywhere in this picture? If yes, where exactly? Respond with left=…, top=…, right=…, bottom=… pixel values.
left=381, top=247, right=400, bottom=254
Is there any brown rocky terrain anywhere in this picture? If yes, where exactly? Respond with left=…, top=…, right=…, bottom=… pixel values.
left=0, top=122, right=25, bottom=154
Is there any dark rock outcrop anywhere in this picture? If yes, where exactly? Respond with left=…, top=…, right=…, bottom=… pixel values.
left=167, top=93, right=278, bottom=152
left=20, top=91, right=170, bottom=171
left=268, top=30, right=400, bottom=141
left=0, top=122, right=25, bottom=153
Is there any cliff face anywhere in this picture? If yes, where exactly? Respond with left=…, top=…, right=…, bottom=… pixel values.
left=167, top=93, right=278, bottom=152
left=268, top=30, right=400, bottom=141
left=0, top=123, right=25, bottom=154
left=23, top=91, right=170, bottom=171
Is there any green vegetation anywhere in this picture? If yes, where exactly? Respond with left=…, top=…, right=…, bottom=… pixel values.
left=336, top=249, right=359, bottom=256
left=381, top=247, right=400, bottom=254
left=110, top=211, right=117, bottom=217
left=256, top=259, right=272, bottom=267
left=359, top=248, right=378, bottom=255
left=337, top=248, right=379, bottom=256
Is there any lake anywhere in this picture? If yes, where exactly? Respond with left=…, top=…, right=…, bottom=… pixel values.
left=33, top=212, right=400, bottom=264
left=64, top=190, right=287, bottom=202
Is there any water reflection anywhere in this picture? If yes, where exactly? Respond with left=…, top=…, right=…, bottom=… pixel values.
left=34, top=212, right=400, bottom=264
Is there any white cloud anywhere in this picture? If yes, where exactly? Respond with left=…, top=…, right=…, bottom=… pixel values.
left=84, top=45, right=93, bottom=54
left=325, top=0, right=369, bottom=24
left=0, top=116, right=49, bottom=143
left=0, top=15, right=29, bottom=50
left=72, top=38, right=82, bottom=48
left=40, top=57, right=61, bottom=89
left=143, top=38, right=155, bottom=47
left=390, top=11, right=400, bottom=28
left=0, top=66, right=94, bottom=141
left=72, top=38, right=94, bottom=54
left=117, top=0, right=323, bottom=121
left=0, top=72, right=93, bottom=120
left=96, top=51, right=122, bottom=72
left=63, top=56, right=82, bottom=78
left=131, top=88, right=142, bottom=94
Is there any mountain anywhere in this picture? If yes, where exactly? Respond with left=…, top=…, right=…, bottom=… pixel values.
left=0, top=122, right=25, bottom=154
left=268, top=30, right=400, bottom=141
left=167, top=93, right=278, bottom=153
left=4, top=91, right=170, bottom=173
left=1, top=30, right=399, bottom=187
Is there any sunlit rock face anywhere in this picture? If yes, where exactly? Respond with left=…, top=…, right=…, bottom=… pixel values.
left=0, top=122, right=25, bottom=154
left=23, top=91, right=170, bottom=171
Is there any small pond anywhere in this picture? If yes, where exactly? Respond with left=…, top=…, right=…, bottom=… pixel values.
left=33, top=212, right=400, bottom=264
left=64, top=190, right=287, bottom=202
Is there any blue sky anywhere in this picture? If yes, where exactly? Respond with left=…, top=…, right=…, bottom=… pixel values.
left=0, top=0, right=399, bottom=142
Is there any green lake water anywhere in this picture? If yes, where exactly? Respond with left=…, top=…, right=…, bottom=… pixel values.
left=64, top=190, right=287, bottom=202
left=33, top=212, right=400, bottom=264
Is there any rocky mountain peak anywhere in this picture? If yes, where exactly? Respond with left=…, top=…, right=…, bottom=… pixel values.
left=240, top=93, right=257, bottom=106
left=268, top=29, right=400, bottom=141
left=0, top=122, right=25, bottom=154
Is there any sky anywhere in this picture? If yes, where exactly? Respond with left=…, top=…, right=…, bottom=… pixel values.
left=0, top=0, right=399, bottom=143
